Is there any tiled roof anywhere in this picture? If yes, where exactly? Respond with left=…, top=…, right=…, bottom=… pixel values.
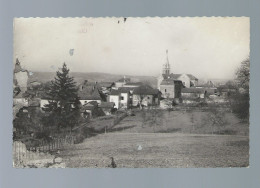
left=99, top=82, right=114, bottom=88
left=110, top=89, right=120, bottom=95
left=160, top=79, right=182, bottom=85
left=186, top=74, right=198, bottom=80
left=133, top=85, right=160, bottom=95
left=109, top=87, right=134, bottom=95
left=118, top=87, right=134, bottom=93
left=78, top=86, right=102, bottom=100
left=124, top=82, right=143, bottom=86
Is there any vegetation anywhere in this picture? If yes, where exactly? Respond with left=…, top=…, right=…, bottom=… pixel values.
left=42, top=63, right=81, bottom=131
left=229, top=58, right=250, bottom=121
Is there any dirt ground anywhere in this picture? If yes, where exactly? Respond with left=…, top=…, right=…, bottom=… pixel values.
left=59, top=132, right=249, bottom=168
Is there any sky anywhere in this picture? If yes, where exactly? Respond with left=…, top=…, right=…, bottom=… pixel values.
left=14, top=17, right=249, bottom=79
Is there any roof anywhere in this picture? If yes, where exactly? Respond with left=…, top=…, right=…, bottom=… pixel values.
left=118, top=87, right=133, bottom=93
left=124, top=82, right=143, bottom=86
left=14, top=59, right=29, bottom=74
left=197, top=81, right=215, bottom=88
left=182, top=88, right=205, bottom=94
left=81, top=103, right=95, bottom=111
left=116, top=77, right=131, bottom=83
left=109, top=87, right=133, bottom=95
left=160, top=79, right=182, bottom=85
left=99, top=102, right=115, bottom=108
left=110, top=89, right=120, bottom=95
left=78, top=81, right=102, bottom=100
left=186, top=74, right=198, bottom=80
left=78, top=86, right=102, bottom=100
left=163, top=73, right=198, bottom=80
left=133, top=85, right=160, bottom=95
left=99, top=82, right=114, bottom=88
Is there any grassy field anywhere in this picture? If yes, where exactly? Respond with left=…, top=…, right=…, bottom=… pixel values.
left=59, top=132, right=249, bottom=168
left=58, top=109, right=249, bottom=168
left=111, top=110, right=249, bottom=136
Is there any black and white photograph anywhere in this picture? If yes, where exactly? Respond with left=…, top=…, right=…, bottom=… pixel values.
left=13, top=17, right=250, bottom=168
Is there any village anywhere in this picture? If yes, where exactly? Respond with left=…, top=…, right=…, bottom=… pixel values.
left=13, top=50, right=229, bottom=123
left=13, top=50, right=248, bottom=168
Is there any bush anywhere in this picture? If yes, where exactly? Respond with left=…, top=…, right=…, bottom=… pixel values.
left=74, top=134, right=85, bottom=144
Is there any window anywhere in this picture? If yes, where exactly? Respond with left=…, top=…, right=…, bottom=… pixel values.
left=165, top=89, right=167, bottom=92
left=121, top=96, right=124, bottom=100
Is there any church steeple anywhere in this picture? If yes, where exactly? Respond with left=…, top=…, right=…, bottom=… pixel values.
left=163, top=50, right=170, bottom=75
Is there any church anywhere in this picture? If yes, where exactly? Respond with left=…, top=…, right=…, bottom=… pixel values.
left=157, top=50, right=198, bottom=99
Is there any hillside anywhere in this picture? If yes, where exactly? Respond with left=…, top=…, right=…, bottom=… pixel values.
left=28, top=72, right=158, bottom=88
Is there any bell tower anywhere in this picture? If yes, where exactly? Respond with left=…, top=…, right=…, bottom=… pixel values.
left=162, top=50, right=170, bottom=76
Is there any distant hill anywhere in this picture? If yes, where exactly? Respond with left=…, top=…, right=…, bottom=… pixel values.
left=28, top=72, right=158, bottom=88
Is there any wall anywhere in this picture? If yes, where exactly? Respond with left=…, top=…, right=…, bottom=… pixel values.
left=14, top=71, right=28, bottom=89
left=160, top=85, right=175, bottom=98
left=40, top=99, right=49, bottom=108
left=120, top=93, right=129, bottom=108
left=109, top=95, right=120, bottom=109
left=13, top=98, right=28, bottom=107
left=132, top=94, right=154, bottom=106
left=157, top=75, right=164, bottom=90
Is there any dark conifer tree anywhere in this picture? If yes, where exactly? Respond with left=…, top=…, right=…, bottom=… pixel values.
left=42, top=63, right=80, bottom=130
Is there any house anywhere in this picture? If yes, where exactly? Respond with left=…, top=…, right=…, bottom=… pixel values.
left=196, top=80, right=218, bottom=96
left=78, top=80, right=104, bottom=105
left=114, top=77, right=131, bottom=88
left=109, top=89, right=121, bottom=109
left=108, top=87, right=132, bottom=109
left=132, top=85, right=161, bottom=107
left=181, top=88, right=206, bottom=99
left=98, top=102, right=115, bottom=115
left=159, top=79, right=183, bottom=99
left=80, top=101, right=99, bottom=119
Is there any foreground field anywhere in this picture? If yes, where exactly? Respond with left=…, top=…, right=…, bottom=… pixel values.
left=111, top=110, right=249, bottom=135
left=59, top=132, right=249, bottom=168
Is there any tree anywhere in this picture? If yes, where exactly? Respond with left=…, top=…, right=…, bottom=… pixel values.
left=236, top=58, right=250, bottom=91
left=42, top=63, right=80, bottom=131
left=230, top=58, right=250, bottom=121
